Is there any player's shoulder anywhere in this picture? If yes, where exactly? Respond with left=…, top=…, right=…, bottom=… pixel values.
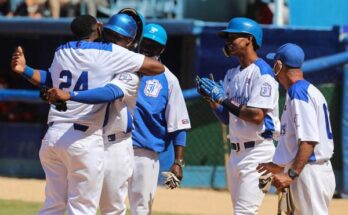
left=253, top=58, right=274, bottom=77
left=163, top=66, right=181, bottom=87
left=288, top=79, right=311, bottom=102
left=55, top=41, right=113, bottom=53
left=164, top=67, right=178, bottom=81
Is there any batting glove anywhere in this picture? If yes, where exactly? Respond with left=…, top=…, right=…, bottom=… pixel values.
left=199, top=78, right=225, bottom=104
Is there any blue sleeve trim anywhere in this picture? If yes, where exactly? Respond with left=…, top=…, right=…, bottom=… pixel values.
left=70, top=84, right=124, bottom=104
left=288, top=80, right=310, bottom=102
left=38, top=70, right=53, bottom=87
left=213, top=105, right=229, bottom=125
left=171, top=130, right=187, bottom=147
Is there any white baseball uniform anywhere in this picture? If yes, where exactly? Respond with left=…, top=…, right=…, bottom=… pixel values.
left=222, top=58, right=280, bottom=214
left=99, top=72, right=140, bottom=215
left=129, top=67, right=191, bottom=215
left=273, top=79, right=335, bottom=215
left=39, top=41, right=144, bottom=215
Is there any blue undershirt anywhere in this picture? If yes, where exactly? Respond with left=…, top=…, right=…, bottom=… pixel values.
left=69, top=84, right=124, bottom=104
left=170, top=130, right=187, bottom=147
left=213, top=105, right=229, bottom=125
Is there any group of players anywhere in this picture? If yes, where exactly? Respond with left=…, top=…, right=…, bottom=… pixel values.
left=196, top=17, right=336, bottom=214
left=11, top=7, right=336, bottom=215
left=12, top=9, right=190, bottom=215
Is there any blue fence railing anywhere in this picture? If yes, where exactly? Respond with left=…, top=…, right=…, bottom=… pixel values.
left=1, top=51, right=348, bottom=192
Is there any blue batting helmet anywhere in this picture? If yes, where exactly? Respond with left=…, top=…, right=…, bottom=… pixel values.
left=104, top=13, right=137, bottom=39
left=219, top=17, right=263, bottom=48
left=143, top=24, right=167, bottom=46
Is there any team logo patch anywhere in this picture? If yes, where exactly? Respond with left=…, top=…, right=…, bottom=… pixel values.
left=118, top=73, right=133, bottom=83
left=260, top=83, right=272, bottom=97
left=144, top=79, right=162, bottom=97
left=149, top=26, right=158, bottom=33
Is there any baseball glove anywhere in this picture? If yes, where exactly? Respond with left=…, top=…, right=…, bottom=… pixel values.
left=161, top=171, right=181, bottom=189
left=258, top=174, right=273, bottom=193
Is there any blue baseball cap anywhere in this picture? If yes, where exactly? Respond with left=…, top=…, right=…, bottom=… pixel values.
left=266, top=43, right=305, bottom=68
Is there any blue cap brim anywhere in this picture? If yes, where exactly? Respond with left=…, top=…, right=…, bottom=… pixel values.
left=266, top=53, right=276, bottom=60
left=218, top=29, right=247, bottom=38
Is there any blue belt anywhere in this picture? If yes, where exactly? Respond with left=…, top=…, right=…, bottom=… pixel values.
left=105, top=132, right=131, bottom=142
left=231, top=141, right=255, bottom=152
left=48, top=122, right=89, bottom=132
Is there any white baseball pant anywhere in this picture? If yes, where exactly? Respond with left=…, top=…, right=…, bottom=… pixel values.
left=128, top=148, right=160, bottom=215
left=99, top=134, right=134, bottom=215
left=227, top=139, right=275, bottom=215
left=38, top=122, right=104, bottom=215
left=290, top=160, right=335, bottom=215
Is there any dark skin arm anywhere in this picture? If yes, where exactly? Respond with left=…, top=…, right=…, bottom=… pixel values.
left=11, top=46, right=42, bottom=86
left=169, top=145, right=185, bottom=181
left=138, top=57, right=165, bottom=76
left=272, top=141, right=316, bottom=191
left=256, top=162, right=284, bottom=176
left=209, top=101, right=267, bottom=125
left=238, top=105, right=267, bottom=125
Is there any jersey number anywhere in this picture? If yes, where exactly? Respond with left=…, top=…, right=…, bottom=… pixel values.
left=59, top=70, right=88, bottom=91
left=323, top=104, right=333, bottom=140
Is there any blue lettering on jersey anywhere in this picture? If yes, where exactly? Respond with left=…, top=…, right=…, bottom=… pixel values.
left=288, top=80, right=310, bottom=102
left=230, top=96, right=249, bottom=105
left=132, top=73, right=171, bottom=152
left=58, top=70, right=89, bottom=91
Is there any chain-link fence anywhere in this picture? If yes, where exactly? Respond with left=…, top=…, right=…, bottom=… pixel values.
left=183, top=82, right=342, bottom=189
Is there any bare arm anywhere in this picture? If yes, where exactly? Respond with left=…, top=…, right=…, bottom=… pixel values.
left=11, top=46, right=43, bottom=86
left=138, top=56, right=165, bottom=75
left=291, top=141, right=316, bottom=174
left=170, top=145, right=185, bottom=180
left=238, top=105, right=267, bottom=125
left=272, top=141, right=316, bottom=190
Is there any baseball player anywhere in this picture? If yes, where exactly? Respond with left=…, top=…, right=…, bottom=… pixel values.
left=128, top=23, right=191, bottom=215
left=45, top=11, right=144, bottom=215
left=257, top=43, right=335, bottom=214
left=197, top=17, right=280, bottom=214
left=11, top=14, right=164, bottom=215
left=45, top=23, right=191, bottom=215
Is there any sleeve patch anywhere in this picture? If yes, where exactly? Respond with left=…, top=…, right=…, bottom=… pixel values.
left=260, top=82, right=272, bottom=97
left=118, top=73, right=133, bottom=83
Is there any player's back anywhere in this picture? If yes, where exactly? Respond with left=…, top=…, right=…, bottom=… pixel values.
left=48, top=41, right=145, bottom=129
left=132, top=67, right=190, bottom=152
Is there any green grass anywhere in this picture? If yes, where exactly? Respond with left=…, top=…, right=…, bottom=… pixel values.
left=0, top=199, right=41, bottom=215
left=0, top=199, right=189, bottom=215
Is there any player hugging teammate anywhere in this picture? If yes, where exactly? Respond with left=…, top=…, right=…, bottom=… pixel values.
left=11, top=9, right=335, bottom=215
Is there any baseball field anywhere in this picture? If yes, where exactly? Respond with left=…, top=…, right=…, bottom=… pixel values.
left=1, top=177, right=347, bottom=215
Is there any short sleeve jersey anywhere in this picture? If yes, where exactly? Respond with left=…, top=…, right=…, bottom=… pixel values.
left=132, top=67, right=191, bottom=152
left=223, top=58, right=280, bottom=143
left=47, top=41, right=144, bottom=129
left=273, top=80, right=334, bottom=166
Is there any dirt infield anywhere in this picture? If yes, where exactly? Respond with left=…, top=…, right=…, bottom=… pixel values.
left=1, top=176, right=347, bottom=215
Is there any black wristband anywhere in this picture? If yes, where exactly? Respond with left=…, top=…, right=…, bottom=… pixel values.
left=221, top=99, right=241, bottom=117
